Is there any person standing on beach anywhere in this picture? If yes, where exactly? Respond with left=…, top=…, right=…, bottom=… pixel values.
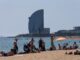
left=49, top=35, right=56, bottom=50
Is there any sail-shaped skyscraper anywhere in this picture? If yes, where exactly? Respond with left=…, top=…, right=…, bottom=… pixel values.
left=28, top=9, right=50, bottom=34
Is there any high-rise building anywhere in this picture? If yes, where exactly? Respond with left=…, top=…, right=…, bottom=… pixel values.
left=28, top=9, right=50, bottom=34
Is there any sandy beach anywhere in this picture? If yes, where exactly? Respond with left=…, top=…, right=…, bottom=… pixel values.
left=0, top=50, right=80, bottom=60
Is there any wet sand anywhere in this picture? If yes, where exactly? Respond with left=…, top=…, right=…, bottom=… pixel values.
left=0, top=50, right=80, bottom=60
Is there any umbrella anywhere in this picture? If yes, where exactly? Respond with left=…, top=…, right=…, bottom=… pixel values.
left=55, top=36, right=67, bottom=41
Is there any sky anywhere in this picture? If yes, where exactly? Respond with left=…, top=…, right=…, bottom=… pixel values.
left=0, top=0, right=80, bottom=36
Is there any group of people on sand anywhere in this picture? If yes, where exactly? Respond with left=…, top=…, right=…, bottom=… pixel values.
left=23, top=38, right=46, bottom=53
left=0, top=36, right=79, bottom=56
left=0, top=38, right=47, bottom=56
left=58, top=42, right=78, bottom=50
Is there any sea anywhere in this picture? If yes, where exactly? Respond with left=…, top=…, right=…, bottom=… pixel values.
left=0, top=37, right=80, bottom=53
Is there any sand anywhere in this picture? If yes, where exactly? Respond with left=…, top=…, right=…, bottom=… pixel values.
left=0, top=50, right=80, bottom=60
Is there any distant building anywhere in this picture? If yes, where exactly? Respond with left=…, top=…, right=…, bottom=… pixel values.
left=28, top=9, right=50, bottom=34
left=55, top=26, right=80, bottom=36
left=41, top=28, right=50, bottom=34
left=16, top=9, right=50, bottom=37
left=74, top=26, right=80, bottom=31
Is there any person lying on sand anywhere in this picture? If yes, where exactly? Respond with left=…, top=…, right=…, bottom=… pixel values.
left=0, top=38, right=18, bottom=56
left=65, top=50, right=80, bottom=55
left=74, top=50, right=80, bottom=55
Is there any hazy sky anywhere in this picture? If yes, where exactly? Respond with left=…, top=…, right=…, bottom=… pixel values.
left=0, top=0, right=80, bottom=36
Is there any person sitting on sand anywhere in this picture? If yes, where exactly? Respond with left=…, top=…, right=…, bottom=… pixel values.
left=73, top=42, right=78, bottom=49
left=24, top=38, right=39, bottom=53
left=23, top=43, right=31, bottom=53
left=69, top=46, right=73, bottom=50
left=39, top=38, right=45, bottom=51
left=12, top=40, right=18, bottom=54
left=58, top=44, right=62, bottom=50
left=63, top=43, right=68, bottom=50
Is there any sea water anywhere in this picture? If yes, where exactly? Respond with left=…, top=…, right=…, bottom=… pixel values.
left=0, top=37, right=80, bottom=53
